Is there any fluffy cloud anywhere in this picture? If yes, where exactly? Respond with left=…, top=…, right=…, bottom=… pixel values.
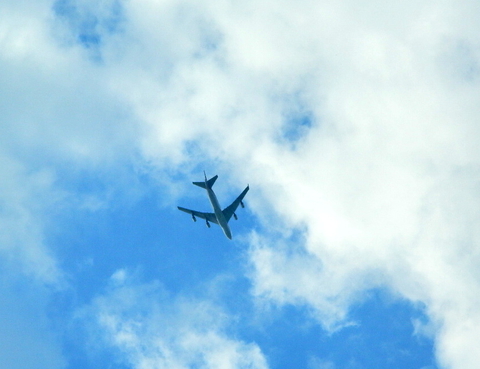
left=0, top=1, right=139, bottom=366
left=82, top=270, right=268, bottom=369
left=87, top=1, right=480, bottom=368
left=0, top=0, right=139, bottom=278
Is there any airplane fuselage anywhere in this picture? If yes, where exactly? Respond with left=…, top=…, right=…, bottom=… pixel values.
left=206, top=186, right=232, bottom=239
left=178, top=173, right=248, bottom=240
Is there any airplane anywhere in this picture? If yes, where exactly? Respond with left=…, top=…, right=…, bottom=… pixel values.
left=177, top=173, right=249, bottom=240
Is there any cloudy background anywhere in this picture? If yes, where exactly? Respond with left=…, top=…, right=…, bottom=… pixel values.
left=1, top=0, right=480, bottom=368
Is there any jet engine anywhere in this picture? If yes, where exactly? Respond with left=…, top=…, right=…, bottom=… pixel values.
left=192, top=214, right=196, bottom=222
left=240, top=201, right=245, bottom=208
left=206, top=220, right=211, bottom=228
left=233, top=213, right=238, bottom=220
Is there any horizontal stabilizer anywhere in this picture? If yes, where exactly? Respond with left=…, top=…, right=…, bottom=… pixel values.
left=192, top=181, right=206, bottom=189
left=193, top=175, right=218, bottom=189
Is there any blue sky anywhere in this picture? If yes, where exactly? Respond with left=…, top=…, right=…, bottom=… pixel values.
left=1, top=0, right=480, bottom=368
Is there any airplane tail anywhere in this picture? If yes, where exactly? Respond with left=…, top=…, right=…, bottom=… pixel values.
left=193, top=174, right=218, bottom=189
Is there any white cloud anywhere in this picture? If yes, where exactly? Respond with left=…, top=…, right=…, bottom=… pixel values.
left=0, top=2, right=141, bottom=367
left=0, top=0, right=140, bottom=280
left=83, top=270, right=268, bottom=369
left=0, top=154, right=62, bottom=284
left=90, top=1, right=480, bottom=368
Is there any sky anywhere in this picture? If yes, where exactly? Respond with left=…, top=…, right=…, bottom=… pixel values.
left=1, top=0, right=480, bottom=368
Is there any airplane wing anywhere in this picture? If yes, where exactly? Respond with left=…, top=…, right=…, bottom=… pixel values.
left=177, top=206, right=218, bottom=224
left=222, top=185, right=249, bottom=223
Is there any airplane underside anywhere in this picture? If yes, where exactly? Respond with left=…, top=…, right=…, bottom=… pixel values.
left=177, top=173, right=249, bottom=240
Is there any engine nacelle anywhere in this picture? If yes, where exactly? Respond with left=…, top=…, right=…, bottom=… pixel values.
left=192, top=214, right=197, bottom=222
left=206, top=220, right=211, bottom=228
left=240, top=201, right=245, bottom=208
left=233, top=213, right=238, bottom=220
